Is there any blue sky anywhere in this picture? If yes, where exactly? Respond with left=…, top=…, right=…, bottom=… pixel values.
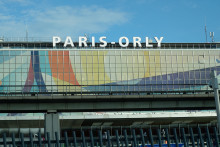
left=0, top=0, right=219, bottom=43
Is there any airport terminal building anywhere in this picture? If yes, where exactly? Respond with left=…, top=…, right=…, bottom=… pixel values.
left=0, top=40, right=220, bottom=139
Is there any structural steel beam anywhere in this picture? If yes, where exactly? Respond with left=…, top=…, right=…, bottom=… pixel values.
left=0, top=94, right=216, bottom=112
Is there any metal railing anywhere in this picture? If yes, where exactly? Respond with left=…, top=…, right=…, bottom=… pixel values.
left=0, top=84, right=215, bottom=96
left=0, top=126, right=219, bottom=147
left=0, top=37, right=52, bottom=42
left=0, top=38, right=220, bottom=49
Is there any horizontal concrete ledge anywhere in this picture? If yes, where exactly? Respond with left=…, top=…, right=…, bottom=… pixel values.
left=0, top=111, right=217, bottom=120
left=0, top=94, right=216, bottom=100
left=0, top=98, right=215, bottom=112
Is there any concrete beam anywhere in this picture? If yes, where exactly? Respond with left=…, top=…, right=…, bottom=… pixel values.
left=0, top=95, right=215, bottom=112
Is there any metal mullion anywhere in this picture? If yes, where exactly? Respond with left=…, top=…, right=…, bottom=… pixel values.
left=67, top=51, right=70, bottom=93
left=115, top=50, right=117, bottom=92
left=159, top=50, right=163, bottom=91
left=98, top=50, right=100, bottom=91
left=137, top=51, right=140, bottom=93
left=143, top=51, right=146, bottom=92
left=86, top=51, right=88, bottom=90
left=15, top=48, right=17, bottom=93
left=132, top=50, right=134, bottom=92
left=165, top=52, right=168, bottom=92
left=62, top=50, right=64, bottom=92
left=182, top=50, right=185, bottom=89
left=9, top=49, right=11, bottom=93
left=170, top=50, right=174, bottom=91
left=92, top=51, right=94, bottom=93
left=74, top=50, right=77, bottom=92
left=44, top=50, right=47, bottom=92
left=109, top=51, right=111, bottom=93
left=3, top=49, right=4, bottom=93
left=149, top=51, right=152, bottom=92
left=50, top=50, right=53, bottom=92
left=120, top=50, right=123, bottom=93
left=103, top=52, right=105, bottom=92
left=126, top=51, right=129, bottom=93
left=176, top=53, right=179, bottom=92
left=192, top=51, right=195, bottom=92
left=56, top=50, right=58, bottom=93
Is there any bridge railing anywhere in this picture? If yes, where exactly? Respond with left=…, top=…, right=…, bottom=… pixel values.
left=0, top=84, right=215, bottom=96
left=0, top=126, right=219, bottom=147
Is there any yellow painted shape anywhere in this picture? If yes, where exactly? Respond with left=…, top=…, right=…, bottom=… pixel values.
left=144, top=51, right=161, bottom=77
left=80, top=51, right=111, bottom=85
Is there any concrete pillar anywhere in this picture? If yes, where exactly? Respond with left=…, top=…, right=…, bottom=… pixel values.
left=44, top=110, right=60, bottom=140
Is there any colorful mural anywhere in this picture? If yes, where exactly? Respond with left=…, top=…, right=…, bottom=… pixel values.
left=0, top=49, right=220, bottom=93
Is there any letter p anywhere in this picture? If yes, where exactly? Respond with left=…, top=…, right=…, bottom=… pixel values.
left=53, top=36, right=61, bottom=47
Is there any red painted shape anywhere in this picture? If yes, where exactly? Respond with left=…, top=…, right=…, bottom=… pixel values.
left=23, top=58, right=34, bottom=92
left=48, top=51, right=79, bottom=85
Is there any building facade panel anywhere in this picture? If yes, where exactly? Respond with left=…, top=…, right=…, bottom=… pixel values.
left=0, top=49, right=220, bottom=93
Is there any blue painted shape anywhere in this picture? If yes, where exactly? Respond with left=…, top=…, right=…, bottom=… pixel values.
left=216, top=59, right=220, bottom=63
left=39, top=51, right=52, bottom=76
left=30, top=80, right=39, bottom=92
left=31, top=51, right=47, bottom=92
left=84, top=65, right=220, bottom=92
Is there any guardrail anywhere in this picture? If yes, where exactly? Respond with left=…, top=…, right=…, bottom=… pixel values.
left=0, top=84, right=215, bottom=96
left=0, top=126, right=219, bottom=147
left=0, top=39, right=220, bottom=49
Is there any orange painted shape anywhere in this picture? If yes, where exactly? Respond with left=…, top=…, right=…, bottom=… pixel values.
left=0, top=81, right=2, bottom=86
left=48, top=51, right=79, bottom=85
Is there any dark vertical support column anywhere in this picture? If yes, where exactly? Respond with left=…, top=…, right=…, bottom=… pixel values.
left=198, top=127, right=204, bottom=147
left=90, top=130, right=94, bottom=147
left=3, top=133, right=7, bottom=147
left=115, top=130, right=120, bottom=147
left=132, top=129, right=137, bottom=147
left=165, top=128, right=170, bottom=147
left=12, top=133, right=16, bottom=147
left=206, top=127, right=213, bottom=147
left=107, top=130, right=111, bottom=147
left=47, top=132, right=51, bottom=147
left=123, top=130, right=129, bottom=147
left=72, top=131, right=77, bottom=147
left=64, top=132, right=69, bottom=147
left=189, top=128, right=195, bottom=147
left=140, top=129, right=146, bottom=147
left=30, top=133, right=34, bottom=147
left=98, top=130, right=103, bottom=147
left=213, top=127, right=219, bottom=147
left=181, top=128, right=187, bottom=147
left=55, top=132, right=60, bottom=147
left=21, top=133, right=25, bottom=147
left=44, top=111, right=60, bottom=140
left=157, top=128, right=162, bottom=147
left=81, top=130, right=86, bottom=147
left=149, top=128, right=154, bottom=147
left=38, top=132, right=42, bottom=147
left=173, top=128, right=179, bottom=147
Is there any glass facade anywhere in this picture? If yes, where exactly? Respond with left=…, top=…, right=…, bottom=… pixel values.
left=0, top=49, right=220, bottom=94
